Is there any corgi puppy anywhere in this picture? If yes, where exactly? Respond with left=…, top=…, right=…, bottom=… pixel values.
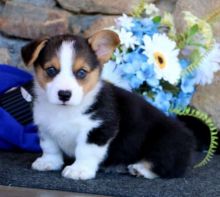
left=21, top=30, right=195, bottom=180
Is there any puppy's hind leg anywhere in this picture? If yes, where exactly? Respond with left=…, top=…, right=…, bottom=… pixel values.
left=128, top=161, right=158, bottom=179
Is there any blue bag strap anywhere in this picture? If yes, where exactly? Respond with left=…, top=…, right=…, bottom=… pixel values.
left=0, top=64, right=33, bottom=93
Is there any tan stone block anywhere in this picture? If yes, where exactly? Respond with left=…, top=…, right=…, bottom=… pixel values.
left=83, top=16, right=118, bottom=37
left=57, top=0, right=156, bottom=15
left=0, top=48, right=11, bottom=64
left=0, top=1, right=69, bottom=39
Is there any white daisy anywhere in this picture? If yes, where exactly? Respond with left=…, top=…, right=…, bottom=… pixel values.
left=144, top=3, right=159, bottom=17
left=118, top=28, right=139, bottom=50
left=142, top=33, right=181, bottom=84
left=195, top=43, right=220, bottom=85
left=115, top=14, right=134, bottom=30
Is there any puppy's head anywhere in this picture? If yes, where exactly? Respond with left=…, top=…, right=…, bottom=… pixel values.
left=21, top=30, right=119, bottom=106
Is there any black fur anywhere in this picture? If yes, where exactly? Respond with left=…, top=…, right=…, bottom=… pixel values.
left=87, top=81, right=195, bottom=178
left=33, top=34, right=100, bottom=70
left=86, top=83, right=119, bottom=146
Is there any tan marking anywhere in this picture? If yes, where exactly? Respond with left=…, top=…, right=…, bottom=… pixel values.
left=35, top=66, right=52, bottom=89
left=44, top=56, right=60, bottom=70
left=34, top=57, right=61, bottom=89
left=27, top=40, right=47, bottom=67
left=73, top=56, right=101, bottom=94
left=140, top=161, right=153, bottom=169
left=73, top=57, right=91, bottom=72
left=77, top=68, right=101, bottom=94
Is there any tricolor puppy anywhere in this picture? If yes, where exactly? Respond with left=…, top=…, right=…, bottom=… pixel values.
left=21, top=30, right=194, bottom=180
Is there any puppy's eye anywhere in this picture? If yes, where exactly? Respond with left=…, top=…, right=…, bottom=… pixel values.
left=45, top=67, right=59, bottom=77
left=75, top=69, right=87, bottom=79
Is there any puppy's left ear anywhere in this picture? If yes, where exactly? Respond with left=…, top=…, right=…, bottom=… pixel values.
left=88, top=30, right=120, bottom=65
left=21, top=38, right=48, bottom=67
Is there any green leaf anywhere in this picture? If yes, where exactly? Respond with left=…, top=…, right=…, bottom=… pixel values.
left=153, top=16, right=162, bottom=24
left=160, top=80, right=180, bottom=96
left=175, top=33, right=187, bottom=49
left=188, top=24, right=199, bottom=37
left=185, top=25, right=199, bottom=46
left=132, top=0, right=145, bottom=18
left=189, top=49, right=200, bottom=62
left=111, top=53, right=116, bottom=61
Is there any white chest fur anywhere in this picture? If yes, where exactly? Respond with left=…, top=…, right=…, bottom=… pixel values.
left=33, top=82, right=102, bottom=157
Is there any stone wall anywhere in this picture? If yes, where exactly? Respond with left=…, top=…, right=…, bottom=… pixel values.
left=0, top=0, right=220, bottom=128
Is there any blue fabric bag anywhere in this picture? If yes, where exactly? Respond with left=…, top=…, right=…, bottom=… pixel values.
left=0, top=64, right=41, bottom=152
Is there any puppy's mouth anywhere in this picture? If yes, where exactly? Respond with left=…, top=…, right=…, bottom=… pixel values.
left=58, top=101, right=77, bottom=106
left=51, top=100, right=71, bottom=106
left=61, top=102, right=69, bottom=106
left=59, top=101, right=72, bottom=106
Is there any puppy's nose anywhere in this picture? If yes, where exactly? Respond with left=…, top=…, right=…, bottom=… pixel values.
left=58, top=90, right=72, bottom=102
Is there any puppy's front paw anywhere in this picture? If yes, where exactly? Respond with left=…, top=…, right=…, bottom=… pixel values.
left=32, top=156, right=63, bottom=171
left=62, top=164, right=96, bottom=180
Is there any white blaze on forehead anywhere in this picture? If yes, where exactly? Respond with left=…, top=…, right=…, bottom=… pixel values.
left=48, top=39, right=83, bottom=106
left=58, top=40, right=75, bottom=74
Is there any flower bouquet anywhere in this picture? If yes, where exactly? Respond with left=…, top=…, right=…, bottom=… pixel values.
left=102, top=2, right=220, bottom=167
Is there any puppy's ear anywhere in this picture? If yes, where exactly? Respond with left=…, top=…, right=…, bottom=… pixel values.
left=21, top=38, right=48, bottom=67
left=88, top=30, right=120, bottom=65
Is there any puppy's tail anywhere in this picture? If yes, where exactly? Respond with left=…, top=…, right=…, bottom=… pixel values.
left=177, top=115, right=220, bottom=154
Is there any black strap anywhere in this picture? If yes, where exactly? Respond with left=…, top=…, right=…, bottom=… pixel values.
left=0, top=81, right=34, bottom=125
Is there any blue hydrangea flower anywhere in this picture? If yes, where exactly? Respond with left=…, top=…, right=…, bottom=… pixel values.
left=151, top=91, right=173, bottom=114
left=179, top=59, right=190, bottom=69
left=131, top=18, right=158, bottom=44
left=140, top=63, right=159, bottom=87
left=173, top=92, right=194, bottom=109
left=140, top=18, right=158, bottom=36
left=123, top=50, right=145, bottom=62
left=181, top=72, right=196, bottom=94
left=130, top=76, right=143, bottom=89
left=121, top=62, right=138, bottom=75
